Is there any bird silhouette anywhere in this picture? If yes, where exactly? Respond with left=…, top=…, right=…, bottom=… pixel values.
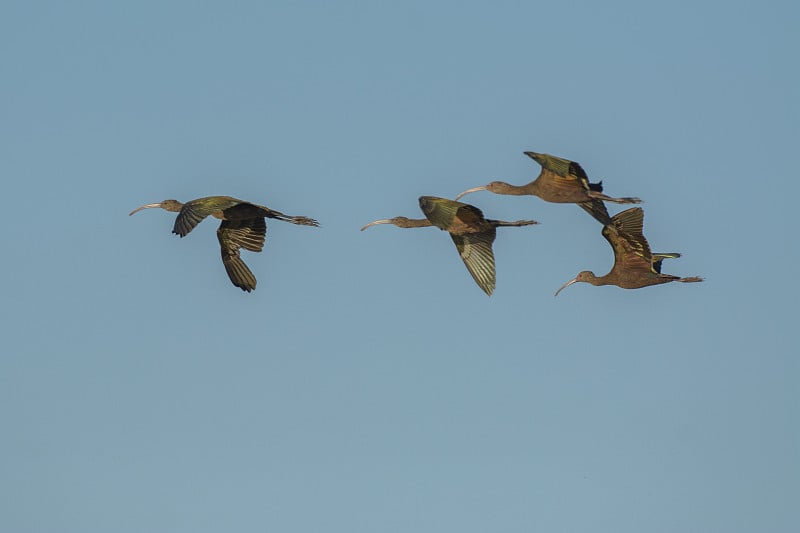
left=456, top=151, right=641, bottom=224
left=555, top=207, right=702, bottom=295
left=130, top=196, right=319, bottom=292
left=361, top=196, right=537, bottom=295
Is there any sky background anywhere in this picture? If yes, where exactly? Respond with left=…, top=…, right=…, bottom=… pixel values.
left=1, top=1, right=797, bottom=531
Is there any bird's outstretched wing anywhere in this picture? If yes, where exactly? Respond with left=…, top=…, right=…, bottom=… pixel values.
left=219, top=217, right=267, bottom=252
left=174, top=197, right=318, bottom=236
left=418, top=196, right=487, bottom=233
left=216, top=218, right=266, bottom=292
left=577, top=199, right=611, bottom=225
left=450, top=230, right=497, bottom=296
left=526, top=152, right=605, bottom=195
left=173, top=202, right=209, bottom=237
left=602, top=207, right=654, bottom=275
left=173, top=196, right=242, bottom=237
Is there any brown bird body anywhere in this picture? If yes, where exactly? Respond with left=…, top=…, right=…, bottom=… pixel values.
left=129, top=196, right=319, bottom=292
left=361, top=196, right=537, bottom=295
left=455, top=151, right=641, bottom=224
left=555, top=207, right=703, bottom=295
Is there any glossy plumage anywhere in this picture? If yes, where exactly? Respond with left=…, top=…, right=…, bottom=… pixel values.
left=554, top=207, right=703, bottom=295
left=361, top=196, right=537, bottom=295
left=455, top=151, right=641, bottom=224
left=129, top=196, right=319, bottom=292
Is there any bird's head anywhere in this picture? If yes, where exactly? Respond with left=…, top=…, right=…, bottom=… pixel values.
left=129, top=199, right=183, bottom=216
left=454, top=181, right=515, bottom=200
left=554, top=271, right=596, bottom=297
left=360, top=216, right=417, bottom=230
left=362, top=215, right=437, bottom=230
left=453, top=184, right=487, bottom=200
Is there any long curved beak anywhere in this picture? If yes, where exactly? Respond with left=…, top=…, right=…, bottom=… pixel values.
left=129, top=203, right=163, bottom=216
left=554, top=278, right=579, bottom=297
left=454, top=185, right=487, bottom=201
left=360, top=219, right=392, bottom=231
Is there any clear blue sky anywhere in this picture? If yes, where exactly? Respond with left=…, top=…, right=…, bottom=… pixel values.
left=1, top=1, right=797, bottom=531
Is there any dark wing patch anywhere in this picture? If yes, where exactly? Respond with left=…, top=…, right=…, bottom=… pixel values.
left=450, top=229, right=497, bottom=295
left=453, top=204, right=486, bottom=227
left=577, top=200, right=611, bottom=225
left=224, top=202, right=320, bottom=227
left=651, top=252, right=680, bottom=274
left=568, top=160, right=593, bottom=189
left=173, top=202, right=209, bottom=237
left=217, top=220, right=262, bottom=291
left=218, top=218, right=267, bottom=252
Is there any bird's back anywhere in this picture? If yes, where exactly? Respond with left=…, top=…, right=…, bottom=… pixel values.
left=173, top=196, right=245, bottom=236
left=418, top=196, right=489, bottom=234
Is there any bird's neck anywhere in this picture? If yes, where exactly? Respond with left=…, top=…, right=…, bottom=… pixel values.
left=582, top=272, right=611, bottom=287
left=495, top=180, right=539, bottom=196
left=404, top=218, right=434, bottom=228
left=590, top=275, right=614, bottom=287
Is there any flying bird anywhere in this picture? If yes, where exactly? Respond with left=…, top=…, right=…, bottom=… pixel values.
left=554, top=207, right=702, bottom=295
left=361, top=196, right=537, bottom=295
left=455, top=151, right=641, bottom=224
left=130, top=196, right=319, bottom=292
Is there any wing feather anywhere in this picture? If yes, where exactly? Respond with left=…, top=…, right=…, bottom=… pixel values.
left=602, top=207, right=656, bottom=276
left=217, top=219, right=263, bottom=291
left=577, top=200, right=611, bottom=225
left=218, top=218, right=267, bottom=252
left=450, top=230, right=497, bottom=295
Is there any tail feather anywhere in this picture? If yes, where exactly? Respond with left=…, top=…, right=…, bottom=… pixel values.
left=488, top=219, right=539, bottom=227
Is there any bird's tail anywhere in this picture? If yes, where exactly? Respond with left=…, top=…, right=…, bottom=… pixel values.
left=265, top=209, right=320, bottom=227
left=588, top=191, right=642, bottom=204
left=285, top=215, right=320, bottom=227
left=490, top=219, right=539, bottom=227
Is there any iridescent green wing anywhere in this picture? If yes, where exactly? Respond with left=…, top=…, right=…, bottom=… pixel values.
left=450, top=230, right=497, bottom=296
left=418, top=196, right=487, bottom=233
left=531, top=153, right=572, bottom=176
left=418, top=196, right=465, bottom=230
left=216, top=218, right=264, bottom=292
left=173, top=196, right=242, bottom=237
left=528, top=151, right=604, bottom=191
